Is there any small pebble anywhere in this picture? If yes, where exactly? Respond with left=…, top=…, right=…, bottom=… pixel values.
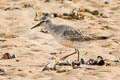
left=18, top=69, right=22, bottom=71
left=44, top=0, right=50, bottom=2
left=11, top=54, right=16, bottom=58
left=29, top=71, right=32, bottom=73
left=91, top=10, right=99, bottom=15
left=16, top=59, right=20, bottom=62
left=80, top=58, right=85, bottom=64
left=104, top=1, right=109, bottom=4
left=50, top=52, right=57, bottom=55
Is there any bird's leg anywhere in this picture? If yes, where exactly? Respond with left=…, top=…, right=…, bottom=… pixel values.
left=60, top=49, right=77, bottom=60
left=76, top=49, right=80, bottom=61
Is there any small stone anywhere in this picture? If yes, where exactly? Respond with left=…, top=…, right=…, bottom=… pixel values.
left=11, top=54, right=16, bottom=58
left=80, top=58, right=85, bottom=64
left=50, top=52, right=57, bottom=55
left=91, top=10, right=99, bottom=15
left=29, top=71, right=32, bottom=73
left=18, top=69, right=22, bottom=71
left=16, top=59, right=20, bottom=62
left=94, top=56, right=105, bottom=66
left=44, top=0, right=50, bottom=2
left=104, top=1, right=109, bottom=4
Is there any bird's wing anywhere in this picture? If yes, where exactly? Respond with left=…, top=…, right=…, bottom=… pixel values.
left=61, top=25, right=110, bottom=42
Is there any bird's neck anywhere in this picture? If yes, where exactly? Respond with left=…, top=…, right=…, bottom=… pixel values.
left=45, top=20, right=56, bottom=32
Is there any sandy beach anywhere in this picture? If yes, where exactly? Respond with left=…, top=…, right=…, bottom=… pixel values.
left=0, top=0, right=120, bottom=80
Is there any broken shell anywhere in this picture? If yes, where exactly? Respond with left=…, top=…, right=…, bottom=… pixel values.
left=96, top=56, right=105, bottom=66
left=0, top=69, right=5, bottom=75
left=97, top=60, right=105, bottom=66
left=51, top=13, right=58, bottom=17
left=1, top=53, right=11, bottom=59
left=72, top=8, right=79, bottom=16
left=87, top=56, right=105, bottom=66
left=42, top=59, right=56, bottom=71
left=87, top=59, right=94, bottom=65
left=1, top=53, right=16, bottom=60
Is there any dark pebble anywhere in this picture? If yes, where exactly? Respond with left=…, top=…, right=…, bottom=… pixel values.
left=80, top=58, right=85, bottom=64
left=91, top=10, right=99, bottom=15
left=50, top=52, right=57, bottom=55
left=18, top=69, right=22, bottom=71
left=104, top=1, right=109, bottom=4
left=16, top=59, right=20, bottom=62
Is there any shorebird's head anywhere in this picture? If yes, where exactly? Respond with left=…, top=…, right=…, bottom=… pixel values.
left=31, top=15, right=51, bottom=29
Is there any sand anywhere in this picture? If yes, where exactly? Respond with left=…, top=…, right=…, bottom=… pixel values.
left=0, top=0, right=120, bottom=80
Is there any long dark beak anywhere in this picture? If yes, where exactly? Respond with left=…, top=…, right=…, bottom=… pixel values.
left=31, top=21, right=44, bottom=29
